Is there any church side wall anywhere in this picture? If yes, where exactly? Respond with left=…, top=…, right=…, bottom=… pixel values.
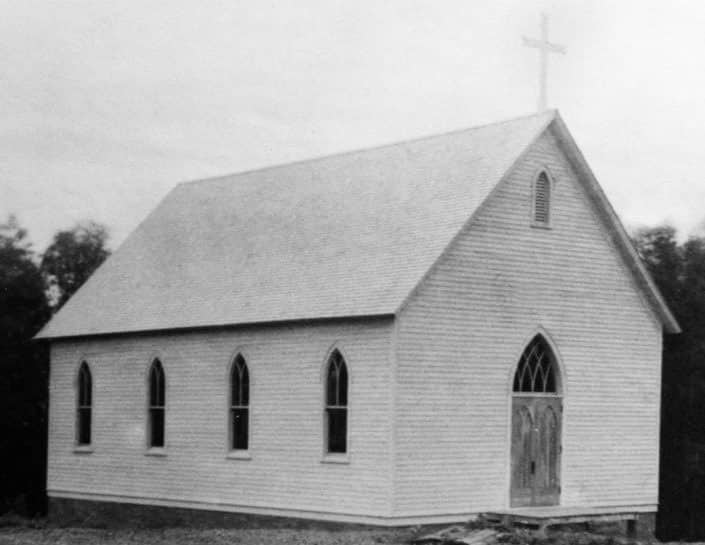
left=47, top=318, right=394, bottom=521
left=392, top=129, right=663, bottom=517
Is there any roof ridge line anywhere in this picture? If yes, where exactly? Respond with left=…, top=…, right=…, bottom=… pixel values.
left=177, top=110, right=558, bottom=188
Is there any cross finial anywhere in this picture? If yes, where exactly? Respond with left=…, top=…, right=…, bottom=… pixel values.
left=523, top=13, right=565, bottom=112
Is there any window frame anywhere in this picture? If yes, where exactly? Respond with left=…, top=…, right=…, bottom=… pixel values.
left=146, top=357, right=167, bottom=454
left=74, top=361, right=93, bottom=452
left=322, top=347, right=350, bottom=463
left=531, top=168, right=554, bottom=229
left=227, top=353, right=250, bottom=458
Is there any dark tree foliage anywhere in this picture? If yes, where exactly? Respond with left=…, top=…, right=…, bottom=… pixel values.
left=0, top=217, right=110, bottom=517
left=633, top=226, right=705, bottom=540
left=40, top=222, right=109, bottom=311
left=0, top=216, right=50, bottom=515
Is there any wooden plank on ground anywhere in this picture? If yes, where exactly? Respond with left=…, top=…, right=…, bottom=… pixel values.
left=412, top=527, right=498, bottom=545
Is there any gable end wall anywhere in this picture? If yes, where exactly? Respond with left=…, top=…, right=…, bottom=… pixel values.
left=392, top=129, right=662, bottom=517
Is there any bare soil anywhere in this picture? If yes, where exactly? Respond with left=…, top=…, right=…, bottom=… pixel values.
left=0, top=517, right=693, bottom=545
left=0, top=525, right=414, bottom=545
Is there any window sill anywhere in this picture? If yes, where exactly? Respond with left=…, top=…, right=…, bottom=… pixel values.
left=145, top=447, right=167, bottom=457
left=73, top=445, right=94, bottom=454
left=321, top=453, right=350, bottom=465
left=226, top=450, right=252, bottom=461
left=530, top=222, right=552, bottom=230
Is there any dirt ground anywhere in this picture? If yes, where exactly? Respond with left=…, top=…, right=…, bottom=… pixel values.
left=0, top=526, right=413, bottom=545
left=0, top=518, right=692, bottom=545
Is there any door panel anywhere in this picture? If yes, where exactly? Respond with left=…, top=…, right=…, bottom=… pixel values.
left=533, top=398, right=561, bottom=505
left=510, top=396, right=561, bottom=507
left=510, top=403, right=534, bottom=506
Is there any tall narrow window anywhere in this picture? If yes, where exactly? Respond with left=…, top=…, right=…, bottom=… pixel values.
left=148, top=359, right=165, bottom=448
left=325, top=350, right=348, bottom=454
left=533, top=171, right=551, bottom=225
left=76, top=362, right=92, bottom=445
left=230, top=354, right=249, bottom=451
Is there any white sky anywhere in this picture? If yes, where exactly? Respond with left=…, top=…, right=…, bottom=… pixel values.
left=2, top=0, right=704, bottom=252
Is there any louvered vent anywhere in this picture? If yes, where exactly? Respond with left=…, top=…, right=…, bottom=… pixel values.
left=534, top=171, right=550, bottom=224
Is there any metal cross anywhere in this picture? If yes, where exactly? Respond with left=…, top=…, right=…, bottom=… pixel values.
left=523, top=13, right=565, bottom=111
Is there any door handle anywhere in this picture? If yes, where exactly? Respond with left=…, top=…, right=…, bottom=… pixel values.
left=531, top=461, right=536, bottom=475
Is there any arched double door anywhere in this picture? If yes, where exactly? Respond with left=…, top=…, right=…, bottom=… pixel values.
left=510, top=335, right=562, bottom=507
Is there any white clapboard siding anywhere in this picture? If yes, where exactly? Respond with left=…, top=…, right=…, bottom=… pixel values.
left=392, top=128, right=662, bottom=517
left=47, top=319, right=394, bottom=519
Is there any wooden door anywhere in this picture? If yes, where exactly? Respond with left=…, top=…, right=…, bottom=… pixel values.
left=510, top=396, right=561, bottom=507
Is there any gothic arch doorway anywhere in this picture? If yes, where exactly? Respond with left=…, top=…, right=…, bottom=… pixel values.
left=510, top=334, right=562, bottom=507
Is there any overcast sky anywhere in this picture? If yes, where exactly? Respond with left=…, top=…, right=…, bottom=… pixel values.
left=2, top=0, right=704, bottom=252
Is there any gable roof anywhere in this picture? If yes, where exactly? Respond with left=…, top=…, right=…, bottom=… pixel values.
left=36, top=110, right=679, bottom=339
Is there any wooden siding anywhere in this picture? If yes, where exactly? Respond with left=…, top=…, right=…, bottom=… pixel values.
left=47, top=319, right=394, bottom=519
left=393, top=128, right=662, bottom=517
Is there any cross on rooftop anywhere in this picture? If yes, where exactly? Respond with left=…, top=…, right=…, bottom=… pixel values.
left=523, top=13, right=566, bottom=112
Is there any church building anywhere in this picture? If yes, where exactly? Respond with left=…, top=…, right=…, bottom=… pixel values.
left=37, top=110, right=679, bottom=526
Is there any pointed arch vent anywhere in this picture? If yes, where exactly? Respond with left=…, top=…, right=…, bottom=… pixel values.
left=534, top=171, right=551, bottom=225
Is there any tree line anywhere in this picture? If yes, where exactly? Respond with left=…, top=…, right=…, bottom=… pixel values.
left=632, top=226, right=705, bottom=539
left=0, top=215, right=109, bottom=515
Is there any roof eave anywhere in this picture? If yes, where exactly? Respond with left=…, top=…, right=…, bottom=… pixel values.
left=33, top=312, right=397, bottom=342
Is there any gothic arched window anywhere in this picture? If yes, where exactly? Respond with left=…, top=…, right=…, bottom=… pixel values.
left=148, top=359, right=165, bottom=448
left=325, top=350, right=348, bottom=454
left=513, top=335, right=558, bottom=393
left=230, top=354, right=249, bottom=451
left=76, top=362, right=92, bottom=445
